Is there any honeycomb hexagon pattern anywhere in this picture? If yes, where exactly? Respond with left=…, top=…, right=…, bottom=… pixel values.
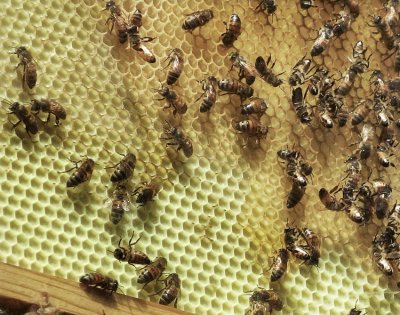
left=0, top=0, right=399, bottom=314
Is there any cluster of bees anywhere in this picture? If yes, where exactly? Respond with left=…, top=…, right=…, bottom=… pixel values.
left=277, top=148, right=313, bottom=208
left=79, top=232, right=181, bottom=307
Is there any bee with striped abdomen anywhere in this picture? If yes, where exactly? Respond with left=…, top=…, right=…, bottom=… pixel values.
left=182, top=9, right=213, bottom=31
left=255, top=55, right=284, bottom=87
left=155, top=85, right=187, bottom=116
left=104, top=0, right=128, bottom=44
left=232, top=118, right=269, bottom=145
left=218, top=78, right=254, bottom=101
left=133, top=180, right=161, bottom=207
left=197, top=76, right=218, bottom=113
left=288, top=55, right=312, bottom=86
left=332, top=10, right=353, bottom=37
left=229, top=52, right=256, bottom=85
left=319, top=186, right=346, bottom=211
left=311, top=22, right=334, bottom=56
left=165, top=48, right=184, bottom=85
left=137, top=256, right=167, bottom=288
left=6, top=100, right=38, bottom=137
left=287, top=181, right=306, bottom=209
left=350, top=100, right=371, bottom=126
left=240, top=97, right=268, bottom=117
left=291, top=87, right=312, bottom=124
left=301, top=228, right=321, bottom=266
left=106, top=152, right=136, bottom=183
left=161, top=120, right=193, bottom=157
left=128, top=8, right=143, bottom=29
left=106, top=184, right=131, bottom=225
left=159, top=273, right=181, bottom=307
left=11, top=46, right=37, bottom=89
left=30, top=98, right=67, bottom=127
left=221, top=14, right=241, bottom=46
left=269, top=248, right=289, bottom=282
left=79, top=272, right=118, bottom=294
left=62, top=158, right=95, bottom=188
left=112, top=232, right=151, bottom=266
left=369, top=15, right=395, bottom=50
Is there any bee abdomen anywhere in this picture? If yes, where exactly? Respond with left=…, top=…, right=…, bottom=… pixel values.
left=25, top=63, right=37, bottom=89
left=110, top=205, right=124, bottom=224
left=111, top=168, right=132, bottom=182
left=128, top=251, right=151, bottom=265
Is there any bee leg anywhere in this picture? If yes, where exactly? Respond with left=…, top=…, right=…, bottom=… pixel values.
left=15, top=62, right=23, bottom=70
left=8, top=116, right=21, bottom=129
left=54, top=117, right=60, bottom=127
left=105, top=17, right=114, bottom=33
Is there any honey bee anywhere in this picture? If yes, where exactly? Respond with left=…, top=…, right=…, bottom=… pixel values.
left=30, top=98, right=67, bottom=127
left=262, top=289, right=283, bottom=312
left=349, top=300, right=365, bottom=315
left=300, top=0, right=317, bottom=9
left=269, top=248, right=289, bottom=282
left=376, top=142, right=395, bottom=168
left=385, top=4, right=399, bottom=33
left=350, top=100, right=371, bottom=125
left=317, top=105, right=333, bottom=128
left=319, top=187, right=346, bottom=211
left=165, top=48, right=184, bottom=85
left=346, top=204, right=371, bottom=224
left=301, top=228, right=321, bottom=266
left=369, top=15, right=395, bottom=50
left=372, top=234, right=393, bottom=276
left=357, top=124, right=375, bottom=160
left=284, top=223, right=310, bottom=261
left=112, top=232, right=151, bottom=266
left=342, top=172, right=362, bottom=204
left=182, top=9, right=214, bottom=31
left=221, top=14, right=241, bottom=47
left=137, top=256, right=167, bottom=288
left=256, top=1, right=277, bottom=18
left=277, top=147, right=299, bottom=161
left=106, top=184, right=130, bottom=225
left=372, top=180, right=392, bottom=219
left=132, top=180, right=160, bottom=206
left=79, top=272, right=118, bottom=294
left=155, top=85, right=187, bottom=115
left=373, top=97, right=392, bottom=127
left=311, top=22, right=334, bottom=56
left=218, top=78, right=254, bottom=101
left=291, top=87, right=312, bottom=124
left=332, top=11, right=353, bottom=37
left=308, top=66, right=330, bottom=95
left=197, top=76, right=218, bottom=113
left=11, top=46, right=37, bottom=89
left=159, top=273, right=181, bottom=307
left=387, top=203, right=400, bottom=235
left=126, top=25, right=156, bottom=63
left=106, top=152, right=136, bottom=183
left=229, top=52, right=257, bottom=85
left=247, top=288, right=283, bottom=314
left=334, top=69, right=358, bottom=98
left=380, top=124, right=397, bottom=147
left=287, top=181, right=306, bottom=209
left=161, top=120, right=193, bottom=157
left=255, top=55, right=284, bottom=87
left=288, top=55, right=312, bottom=86
left=240, top=97, right=268, bottom=117
left=6, top=100, right=38, bottom=137
left=104, top=0, right=128, bottom=44
left=286, top=158, right=308, bottom=187
left=344, top=0, right=360, bottom=18
left=136, top=44, right=156, bottom=63
left=232, top=118, right=269, bottom=145
left=128, top=8, right=143, bottom=29
left=63, top=158, right=95, bottom=188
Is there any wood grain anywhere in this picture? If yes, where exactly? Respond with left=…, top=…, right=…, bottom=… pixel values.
left=0, top=262, right=193, bottom=315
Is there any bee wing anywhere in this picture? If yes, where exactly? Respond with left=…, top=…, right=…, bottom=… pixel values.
left=122, top=198, right=131, bottom=212
left=104, top=198, right=112, bottom=208
left=255, top=56, right=266, bottom=74
left=292, top=87, right=303, bottom=104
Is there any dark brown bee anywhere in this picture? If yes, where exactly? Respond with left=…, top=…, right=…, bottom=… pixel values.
left=286, top=158, right=308, bottom=187
left=132, top=180, right=161, bottom=206
left=79, top=272, right=118, bottom=294
left=351, top=100, right=371, bottom=125
left=229, top=52, right=257, bottom=85
left=263, top=289, right=283, bottom=312
left=284, top=223, right=310, bottom=261
left=277, top=148, right=299, bottom=161
left=159, top=273, right=181, bottom=307
left=256, top=0, right=277, bottom=17
left=376, top=142, right=395, bottom=167
left=165, top=48, right=184, bottom=85
left=311, top=23, right=334, bottom=56
left=255, top=55, right=284, bottom=87
left=11, top=46, right=37, bottom=89
left=232, top=118, right=269, bottom=145
left=112, top=232, right=151, bottom=266
left=308, top=66, right=329, bottom=95
left=128, top=8, right=142, bottom=29
left=182, top=9, right=214, bottom=31
left=288, top=55, right=312, bottom=86
left=248, top=288, right=283, bottom=314
left=287, top=181, right=306, bottom=209
left=388, top=203, right=400, bottom=235
left=380, top=124, right=396, bottom=147
left=197, top=76, right=218, bottom=113
left=104, top=0, right=128, bottom=44
left=161, top=120, right=193, bottom=157
left=6, top=101, right=38, bottom=136
left=372, top=180, right=392, bottom=219
left=373, top=97, right=392, bottom=127
left=155, top=86, right=187, bottom=116
left=240, top=97, right=268, bottom=117
left=221, top=14, right=241, bottom=47
left=317, top=108, right=333, bottom=128
left=301, top=228, right=321, bottom=266
left=332, top=11, right=353, bottom=37
left=107, top=152, right=136, bottom=183
left=291, top=87, right=312, bottom=124
left=334, top=70, right=358, bottom=98
left=269, top=248, right=289, bottom=282
left=347, top=185, right=373, bottom=224
left=106, top=184, right=130, bottom=225
left=64, top=158, right=95, bottom=188
left=300, top=0, right=317, bottom=10
left=30, top=98, right=67, bottom=127
left=319, top=187, right=346, bottom=211
left=344, top=0, right=360, bottom=18
left=372, top=234, right=393, bottom=276
left=137, top=256, right=167, bottom=288
left=369, top=15, right=395, bottom=50
left=218, top=78, right=254, bottom=101
left=346, top=204, right=370, bottom=224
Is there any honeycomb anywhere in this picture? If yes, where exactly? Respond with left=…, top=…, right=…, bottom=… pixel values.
left=0, top=0, right=399, bottom=314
